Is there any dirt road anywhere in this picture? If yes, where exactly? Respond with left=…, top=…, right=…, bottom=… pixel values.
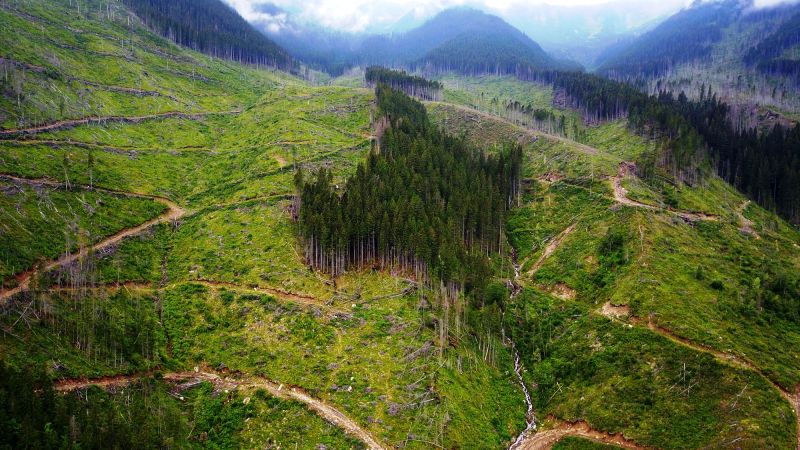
left=54, top=370, right=387, bottom=450
left=611, top=163, right=717, bottom=222
left=0, top=175, right=185, bottom=303
left=526, top=223, right=577, bottom=276
left=598, top=306, right=800, bottom=450
left=516, top=420, right=647, bottom=449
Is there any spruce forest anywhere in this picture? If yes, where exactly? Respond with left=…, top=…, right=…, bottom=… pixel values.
left=1, top=0, right=799, bottom=449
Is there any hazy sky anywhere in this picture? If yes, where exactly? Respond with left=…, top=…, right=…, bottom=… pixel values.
left=225, top=0, right=798, bottom=33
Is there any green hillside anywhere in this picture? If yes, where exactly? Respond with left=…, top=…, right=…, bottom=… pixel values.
left=1, top=1, right=799, bottom=449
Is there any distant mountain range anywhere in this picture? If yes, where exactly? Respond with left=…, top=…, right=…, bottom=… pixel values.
left=595, top=0, right=800, bottom=114
left=259, top=7, right=578, bottom=75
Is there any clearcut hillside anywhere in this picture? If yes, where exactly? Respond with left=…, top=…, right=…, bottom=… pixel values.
left=1, top=1, right=799, bottom=450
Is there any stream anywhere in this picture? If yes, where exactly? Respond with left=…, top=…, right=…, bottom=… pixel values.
left=506, top=247, right=536, bottom=450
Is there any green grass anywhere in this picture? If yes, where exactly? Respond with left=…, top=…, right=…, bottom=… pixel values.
left=508, top=290, right=796, bottom=450
left=0, top=0, right=290, bottom=129
left=0, top=288, right=166, bottom=378
left=0, top=180, right=166, bottom=282
left=2, top=3, right=800, bottom=447
left=159, top=281, right=525, bottom=448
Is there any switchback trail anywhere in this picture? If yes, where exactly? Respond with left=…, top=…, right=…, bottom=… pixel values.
left=54, top=370, right=387, bottom=450
left=611, top=162, right=718, bottom=222
left=0, top=175, right=186, bottom=303
left=515, top=419, right=647, bottom=450
left=0, top=109, right=241, bottom=137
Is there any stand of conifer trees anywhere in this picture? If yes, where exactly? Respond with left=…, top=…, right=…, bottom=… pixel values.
left=295, top=84, right=521, bottom=290
left=121, top=0, right=291, bottom=69
left=365, top=67, right=443, bottom=101
left=522, top=70, right=799, bottom=222
left=364, top=63, right=798, bottom=223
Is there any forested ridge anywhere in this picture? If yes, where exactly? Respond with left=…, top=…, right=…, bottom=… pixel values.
left=514, top=70, right=800, bottom=223
left=596, top=0, right=738, bottom=79
left=660, top=90, right=800, bottom=223
left=412, top=30, right=578, bottom=75
left=359, top=64, right=799, bottom=223
left=260, top=8, right=571, bottom=76
left=122, top=0, right=291, bottom=69
left=295, top=84, right=522, bottom=290
left=365, top=66, right=443, bottom=101
left=743, top=11, right=800, bottom=82
left=525, top=70, right=711, bottom=185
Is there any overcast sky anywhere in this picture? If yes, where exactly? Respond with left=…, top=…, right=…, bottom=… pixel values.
left=224, top=0, right=798, bottom=34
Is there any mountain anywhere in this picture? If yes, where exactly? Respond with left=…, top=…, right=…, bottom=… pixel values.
left=596, top=0, right=800, bottom=120
left=260, top=7, right=575, bottom=75
left=596, top=0, right=741, bottom=79
left=122, top=0, right=291, bottom=69
left=404, top=8, right=578, bottom=73
left=2, top=0, right=800, bottom=449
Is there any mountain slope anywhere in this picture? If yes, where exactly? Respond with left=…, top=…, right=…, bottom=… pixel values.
left=262, top=7, right=574, bottom=74
left=122, top=0, right=291, bottom=69
left=596, top=0, right=800, bottom=118
left=597, top=0, right=739, bottom=78
left=1, top=1, right=800, bottom=449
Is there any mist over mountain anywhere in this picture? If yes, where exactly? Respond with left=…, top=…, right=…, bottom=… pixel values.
left=2, top=1, right=800, bottom=449
left=257, top=7, right=576, bottom=74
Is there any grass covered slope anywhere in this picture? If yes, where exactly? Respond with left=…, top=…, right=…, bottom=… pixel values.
left=428, top=77, right=800, bottom=448
left=1, top=1, right=799, bottom=447
left=0, top=5, right=531, bottom=448
left=0, top=179, right=166, bottom=283
left=0, top=0, right=288, bottom=129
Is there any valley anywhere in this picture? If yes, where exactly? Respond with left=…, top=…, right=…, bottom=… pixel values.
left=1, top=0, right=799, bottom=449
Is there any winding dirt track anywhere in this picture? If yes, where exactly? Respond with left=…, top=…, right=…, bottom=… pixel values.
left=185, top=279, right=344, bottom=316
left=639, top=316, right=800, bottom=450
left=516, top=419, right=647, bottom=449
left=0, top=175, right=186, bottom=303
left=0, top=109, right=241, bottom=137
left=54, top=371, right=386, bottom=450
left=41, top=280, right=344, bottom=317
left=525, top=223, right=576, bottom=276
left=611, top=163, right=718, bottom=222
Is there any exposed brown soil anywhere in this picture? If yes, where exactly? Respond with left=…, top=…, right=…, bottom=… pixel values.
left=600, top=301, right=630, bottom=319
left=41, top=279, right=345, bottom=318
left=537, top=172, right=565, bottom=184
left=54, top=370, right=386, bottom=450
left=526, top=223, right=577, bottom=276
left=644, top=317, right=800, bottom=449
left=736, top=200, right=760, bottom=239
left=601, top=309, right=800, bottom=450
left=611, top=162, right=718, bottom=222
left=0, top=175, right=185, bottom=303
left=548, top=283, right=576, bottom=300
left=516, top=418, right=648, bottom=449
left=186, top=279, right=344, bottom=316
